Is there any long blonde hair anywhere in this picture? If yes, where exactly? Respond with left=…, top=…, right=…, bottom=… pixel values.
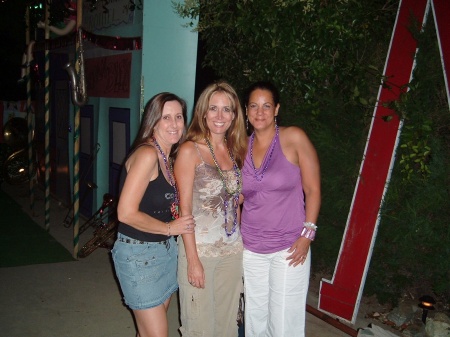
left=187, top=81, right=247, bottom=167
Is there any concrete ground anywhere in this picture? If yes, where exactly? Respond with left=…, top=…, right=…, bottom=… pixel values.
left=0, top=182, right=395, bottom=337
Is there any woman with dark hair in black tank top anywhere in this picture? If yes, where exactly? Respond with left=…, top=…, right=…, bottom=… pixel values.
left=111, top=92, right=196, bottom=337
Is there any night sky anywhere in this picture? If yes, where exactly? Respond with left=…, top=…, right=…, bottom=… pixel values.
left=0, top=0, right=29, bottom=101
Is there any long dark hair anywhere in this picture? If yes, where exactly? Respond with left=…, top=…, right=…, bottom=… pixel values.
left=244, top=81, right=280, bottom=107
left=131, top=92, right=187, bottom=158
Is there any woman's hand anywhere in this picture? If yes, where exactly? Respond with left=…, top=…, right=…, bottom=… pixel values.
left=167, top=215, right=195, bottom=235
left=187, top=257, right=205, bottom=289
left=286, top=237, right=311, bottom=267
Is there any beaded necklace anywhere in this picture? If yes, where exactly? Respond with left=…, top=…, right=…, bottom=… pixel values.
left=250, top=125, right=279, bottom=182
left=152, top=137, right=179, bottom=219
left=204, top=137, right=242, bottom=237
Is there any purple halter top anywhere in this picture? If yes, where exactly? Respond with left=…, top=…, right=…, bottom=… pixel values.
left=241, top=130, right=306, bottom=254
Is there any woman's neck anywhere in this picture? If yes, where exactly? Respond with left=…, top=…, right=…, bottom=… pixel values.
left=253, top=124, right=277, bottom=143
left=152, top=136, right=171, bottom=156
left=207, top=133, right=226, bottom=148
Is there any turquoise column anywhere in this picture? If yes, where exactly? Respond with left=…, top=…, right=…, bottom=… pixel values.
left=142, top=1, right=198, bottom=118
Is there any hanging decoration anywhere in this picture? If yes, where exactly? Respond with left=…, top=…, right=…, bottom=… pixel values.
left=32, top=28, right=142, bottom=52
left=83, top=30, right=142, bottom=50
left=44, top=0, right=76, bottom=27
left=85, top=0, right=142, bottom=13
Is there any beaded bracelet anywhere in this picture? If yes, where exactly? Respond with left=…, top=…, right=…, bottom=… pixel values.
left=166, top=222, right=171, bottom=236
left=301, top=222, right=317, bottom=241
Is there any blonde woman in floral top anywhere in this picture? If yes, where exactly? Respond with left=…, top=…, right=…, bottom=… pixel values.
left=174, top=81, right=247, bottom=337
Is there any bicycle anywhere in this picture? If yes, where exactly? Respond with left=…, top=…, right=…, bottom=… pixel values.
left=1, top=117, right=38, bottom=185
left=2, top=146, right=37, bottom=185
left=76, top=193, right=118, bottom=258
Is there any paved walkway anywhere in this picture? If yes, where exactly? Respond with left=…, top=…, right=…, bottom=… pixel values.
left=0, top=182, right=393, bottom=337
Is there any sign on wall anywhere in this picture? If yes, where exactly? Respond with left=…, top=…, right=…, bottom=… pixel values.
left=85, top=53, right=132, bottom=98
left=83, top=0, right=136, bottom=32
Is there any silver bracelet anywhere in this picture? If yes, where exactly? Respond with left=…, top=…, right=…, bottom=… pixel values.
left=303, top=221, right=317, bottom=231
left=300, top=227, right=316, bottom=241
left=301, top=222, right=317, bottom=241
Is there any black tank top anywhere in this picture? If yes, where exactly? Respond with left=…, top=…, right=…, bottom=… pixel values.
left=117, top=148, right=174, bottom=242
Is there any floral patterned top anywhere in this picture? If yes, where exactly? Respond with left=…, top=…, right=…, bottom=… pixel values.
left=192, top=144, right=243, bottom=258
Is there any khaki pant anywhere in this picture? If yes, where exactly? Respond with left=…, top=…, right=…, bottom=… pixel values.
left=178, top=239, right=243, bottom=337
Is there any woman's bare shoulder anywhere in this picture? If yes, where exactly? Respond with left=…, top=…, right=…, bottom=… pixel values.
left=280, top=125, right=309, bottom=143
left=176, top=141, right=202, bottom=167
left=126, top=144, right=158, bottom=169
left=178, top=140, right=199, bottom=155
left=135, top=143, right=158, bottom=158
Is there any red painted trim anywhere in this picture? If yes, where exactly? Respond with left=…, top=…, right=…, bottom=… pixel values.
left=432, top=0, right=450, bottom=108
left=318, top=0, right=429, bottom=323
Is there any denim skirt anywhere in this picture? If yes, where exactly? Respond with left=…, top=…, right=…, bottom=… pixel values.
left=111, top=233, right=178, bottom=310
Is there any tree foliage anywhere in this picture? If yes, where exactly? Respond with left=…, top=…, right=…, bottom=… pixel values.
left=174, top=0, right=450, bottom=305
left=175, top=0, right=396, bottom=115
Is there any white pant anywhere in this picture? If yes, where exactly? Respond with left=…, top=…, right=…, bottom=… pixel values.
left=243, top=247, right=311, bottom=337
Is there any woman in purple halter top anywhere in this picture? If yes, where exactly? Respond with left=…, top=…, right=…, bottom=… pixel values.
left=241, top=81, right=321, bottom=337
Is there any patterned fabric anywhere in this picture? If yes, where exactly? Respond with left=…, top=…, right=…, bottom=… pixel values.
left=192, top=144, right=243, bottom=257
